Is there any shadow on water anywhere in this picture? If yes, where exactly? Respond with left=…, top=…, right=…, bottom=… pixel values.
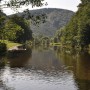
left=7, top=48, right=32, bottom=68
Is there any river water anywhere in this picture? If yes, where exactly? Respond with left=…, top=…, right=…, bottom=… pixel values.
left=0, top=46, right=90, bottom=90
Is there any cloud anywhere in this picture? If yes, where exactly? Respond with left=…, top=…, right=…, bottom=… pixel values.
left=2, top=0, right=81, bottom=15
left=44, top=0, right=81, bottom=11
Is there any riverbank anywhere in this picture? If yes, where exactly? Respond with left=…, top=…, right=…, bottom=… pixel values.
left=0, top=40, right=21, bottom=50
left=50, top=43, right=61, bottom=46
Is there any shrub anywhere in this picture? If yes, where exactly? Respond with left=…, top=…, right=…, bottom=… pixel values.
left=0, top=42, right=7, bottom=55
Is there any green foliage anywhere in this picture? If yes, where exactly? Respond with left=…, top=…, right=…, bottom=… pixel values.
left=0, top=42, right=7, bottom=55
left=9, top=15, right=33, bottom=43
left=54, top=27, right=65, bottom=43
left=0, top=14, right=33, bottom=43
left=29, top=8, right=74, bottom=37
left=0, top=0, right=45, bottom=10
left=0, top=15, right=5, bottom=27
left=3, top=19, right=23, bottom=41
left=41, top=36, right=50, bottom=45
left=24, top=40, right=32, bottom=50
left=6, top=0, right=45, bottom=8
left=57, top=1, right=90, bottom=49
left=81, top=0, right=90, bottom=4
left=0, top=11, right=6, bottom=39
left=33, top=35, right=50, bottom=45
left=0, top=40, right=21, bottom=49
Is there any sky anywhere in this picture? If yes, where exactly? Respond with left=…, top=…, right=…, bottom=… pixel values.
left=2, top=0, right=81, bottom=15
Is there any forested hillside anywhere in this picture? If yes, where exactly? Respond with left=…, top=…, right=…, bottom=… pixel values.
left=55, top=0, right=90, bottom=49
left=18, top=8, right=74, bottom=37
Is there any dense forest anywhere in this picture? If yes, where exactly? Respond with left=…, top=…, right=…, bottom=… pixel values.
left=0, top=8, right=74, bottom=53
left=55, top=0, right=90, bottom=49
left=0, top=0, right=45, bottom=48
left=0, top=0, right=90, bottom=53
left=22, top=8, right=74, bottom=37
left=0, top=12, right=32, bottom=43
left=0, top=11, right=33, bottom=54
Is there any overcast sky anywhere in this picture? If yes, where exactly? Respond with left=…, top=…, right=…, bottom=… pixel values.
left=2, top=0, right=81, bottom=15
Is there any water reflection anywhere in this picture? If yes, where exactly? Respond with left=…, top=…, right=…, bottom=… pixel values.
left=8, top=50, right=32, bottom=68
left=75, top=52, right=90, bottom=90
left=54, top=47, right=90, bottom=90
left=0, top=47, right=90, bottom=90
left=0, top=49, right=32, bottom=90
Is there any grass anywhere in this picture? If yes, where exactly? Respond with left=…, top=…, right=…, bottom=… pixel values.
left=50, top=43, right=61, bottom=46
left=0, top=40, right=21, bottom=49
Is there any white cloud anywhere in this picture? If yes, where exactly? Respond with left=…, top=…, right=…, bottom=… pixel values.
left=43, top=0, right=81, bottom=11
left=2, top=0, right=81, bottom=15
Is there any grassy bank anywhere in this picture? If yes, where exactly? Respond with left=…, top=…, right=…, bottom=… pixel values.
left=50, top=43, right=61, bottom=46
left=0, top=40, right=21, bottom=49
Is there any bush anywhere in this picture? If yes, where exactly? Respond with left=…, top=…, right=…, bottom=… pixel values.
left=24, top=41, right=32, bottom=50
left=0, top=42, right=7, bottom=55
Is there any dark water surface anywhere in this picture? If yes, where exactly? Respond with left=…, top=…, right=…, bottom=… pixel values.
left=0, top=46, right=90, bottom=90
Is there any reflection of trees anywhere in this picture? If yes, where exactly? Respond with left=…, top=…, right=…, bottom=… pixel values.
left=54, top=47, right=90, bottom=90
left=0, top=48, right=72, bottom=90
left=28, top=51, right=58, bottom=70
left=41, top=37, right=50, bottom=45
left=1, top=47, right=90, bottom=90
left=0, top=58, right=15, bottom=90
left=7, top=49, right=32, bottom=68
left=74, top=52, right=90, bottom=90
left=0, top=57, right=6, bottom=68
left=0, top=49, right=32, bottom=90
left=74, top=52, right=90, bottom=80
left=25, top=48, right=65, bottom=73
left=33, top=45, right=50, bottom=51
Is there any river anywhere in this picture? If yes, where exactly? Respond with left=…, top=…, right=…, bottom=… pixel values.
left=0, top=46, right=90, bottom=90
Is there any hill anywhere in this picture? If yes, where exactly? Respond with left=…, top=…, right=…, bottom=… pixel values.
left=18, top=8, right=74, bottom=37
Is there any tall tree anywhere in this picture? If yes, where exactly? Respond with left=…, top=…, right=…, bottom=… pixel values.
left=59, top=0, right=90, bottom=48
left=10, top=15, right=33, bottom=43
left=3, top=19, right=23, bottom=41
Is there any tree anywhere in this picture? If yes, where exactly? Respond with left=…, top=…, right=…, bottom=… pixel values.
left=0, top=0, right=47, bottom=42
left=59, top=0, right=90, bottom=48
left=0, top=13, right=33, bottom=43
left=3, top=19, right=23, bottom=41
left=9, top=15, right=33, bottom=43
left=0, top=10, right=6, bottom=40
left=0, top=0, right=45, bottom=11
